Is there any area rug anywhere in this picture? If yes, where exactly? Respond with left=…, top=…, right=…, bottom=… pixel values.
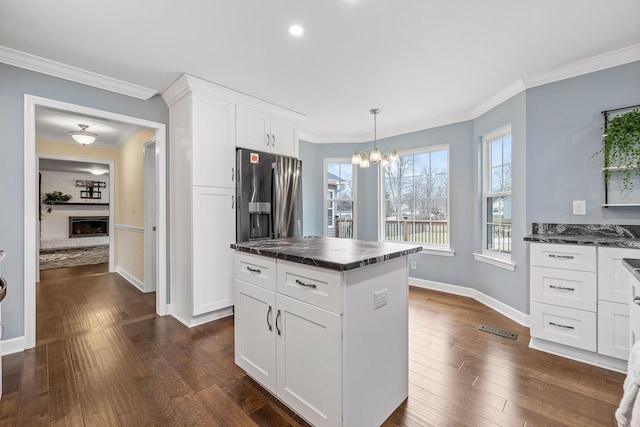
left=39, top=245, right=109, bottom=270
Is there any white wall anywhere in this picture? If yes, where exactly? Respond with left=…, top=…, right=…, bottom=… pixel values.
left=40, top=170, right=109, bottom=248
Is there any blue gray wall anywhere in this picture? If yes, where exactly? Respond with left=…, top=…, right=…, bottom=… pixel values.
left=0, top=63, right=168, bottom=340
left=526, top=61, right=640, bottom=224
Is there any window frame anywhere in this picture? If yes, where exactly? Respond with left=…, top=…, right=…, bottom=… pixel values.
left=378, top=144, right=451, bottom=251
left=323, top=158, right=357, bottom=239
left=481, top=125, right=512, bottom=263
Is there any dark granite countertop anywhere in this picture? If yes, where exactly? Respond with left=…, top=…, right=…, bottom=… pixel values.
left=524, top=223, right=640, bottom=249
left=231, top=237, right=422, bottom=271
left=623, top=258, right=640, bottom=282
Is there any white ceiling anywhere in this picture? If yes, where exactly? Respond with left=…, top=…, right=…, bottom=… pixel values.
left=39, top=158, right=110, bottom=176
left=2, top=1, right=639, bottom=142
left=35, top=106, right=142, bottom=148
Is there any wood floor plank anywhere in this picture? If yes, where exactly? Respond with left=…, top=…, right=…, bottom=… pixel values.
left=4, top=268, right=624, bottom=426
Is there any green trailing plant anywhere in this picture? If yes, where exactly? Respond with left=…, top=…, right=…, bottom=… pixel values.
left=598, top=108, right=640, bottom=190
left=43, top=191, right=71, bottom=213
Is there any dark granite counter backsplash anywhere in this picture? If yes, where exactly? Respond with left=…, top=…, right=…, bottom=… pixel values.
left=231, top=237, right=422, bottom=271
left=525, top=223, right=640, bottom=249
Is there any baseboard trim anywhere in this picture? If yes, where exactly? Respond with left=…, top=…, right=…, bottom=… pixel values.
left=169, top=307, right=234, bottom=328
left=115, top=267, right=146, bottom=292
left=410, top=277, right=530, bottom=327
left=1, top=336, right=26, bottom=356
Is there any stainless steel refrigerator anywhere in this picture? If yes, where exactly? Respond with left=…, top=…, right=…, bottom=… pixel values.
left=236, top=149, right=303, bottom=242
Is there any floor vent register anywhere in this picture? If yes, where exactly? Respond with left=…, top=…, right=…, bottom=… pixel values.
left=478, top=324, right=518, bottom=340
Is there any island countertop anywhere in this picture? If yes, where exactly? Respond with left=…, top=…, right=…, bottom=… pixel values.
left=231, top=237, right=422, bottom=271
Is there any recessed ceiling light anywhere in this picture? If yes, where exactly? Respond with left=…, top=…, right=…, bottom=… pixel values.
left=289, top=25, right=304, bottom=37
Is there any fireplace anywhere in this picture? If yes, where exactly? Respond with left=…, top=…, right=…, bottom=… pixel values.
left=69, top=216, right=109, bottom=238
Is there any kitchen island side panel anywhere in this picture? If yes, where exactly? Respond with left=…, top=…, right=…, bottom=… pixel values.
left=342, top=256, right=409, bottom=426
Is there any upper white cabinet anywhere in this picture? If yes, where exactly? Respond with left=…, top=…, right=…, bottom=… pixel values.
left=236, top=106, right=298, bottom=158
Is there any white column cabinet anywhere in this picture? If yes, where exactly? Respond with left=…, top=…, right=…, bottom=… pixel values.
left=236, top=105, right=298, bottom=158
left=192, top=187, right=236, bottom=316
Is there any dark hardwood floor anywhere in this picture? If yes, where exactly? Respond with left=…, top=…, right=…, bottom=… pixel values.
left=0, top=266, right=625, bottom=426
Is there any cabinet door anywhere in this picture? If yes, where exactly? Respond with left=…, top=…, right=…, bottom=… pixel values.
left=236, top=106, right=271, bottom=152
left=235, top=279, right=277, bottom=391
left=598, top=300, right=630, bottom=360
left=193, top=95, right=236, bottom=187
left=192, top=186, right=235, bottom=316
left=270, top=118, right=297, bottom=158
left=276, top=294, right=341, bottom=427
left=598, top=247, right=640, bottom=303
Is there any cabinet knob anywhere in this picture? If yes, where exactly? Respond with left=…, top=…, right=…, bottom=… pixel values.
left=634, top=296, right=640, bottom=305
left=266, top=133, right=270, bottom=146
left=272, top=135, right=275, bottom=147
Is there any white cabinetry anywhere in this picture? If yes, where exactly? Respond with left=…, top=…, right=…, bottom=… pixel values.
left=236, top=105, right=298, bottom=158
left=529, top=243, right=636, bottom=372
left=597, top=247, right=635, bottom=359
left=234, top=252, right=409, bottom=427
left=163, top=77, right=237, bottom=326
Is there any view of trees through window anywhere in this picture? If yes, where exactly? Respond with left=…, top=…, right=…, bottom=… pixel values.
left=326, top=162, right=355, bottom=238
left=383, top=148, right=448, bottom=245
left=485, top=133, right=512, bottom=255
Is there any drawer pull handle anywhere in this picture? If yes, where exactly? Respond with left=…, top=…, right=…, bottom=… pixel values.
left=276, top=309, right=282, bottom=336
left=549, top=322, right=575, bottom=330
left=267, top=305, right=273, bottom=331
left=549, top=285, right=575, bottom=291
left=634, top=296, right=640, bottom=305
left=246, top=266, right=261, bottom=274
left=548, top=254, right=574, bottom=260
left=295, top=279, right=317, bottom=289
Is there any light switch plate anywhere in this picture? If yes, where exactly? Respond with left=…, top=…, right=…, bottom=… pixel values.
left=573, top=200, right=586, bottom=215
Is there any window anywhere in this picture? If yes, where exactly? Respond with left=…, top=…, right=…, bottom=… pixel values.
left=482, top=126, right=512, bottom=259
left=382, top=146, right=449, bottom=247
left=325, top=160, right=356, bottom=238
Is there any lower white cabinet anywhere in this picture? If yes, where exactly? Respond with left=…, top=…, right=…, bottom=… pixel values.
left=235, top=279, right=342, bottom=426
left=529, top=243, right=638, bottom=372
left=234, top=252, right=409, bottom=426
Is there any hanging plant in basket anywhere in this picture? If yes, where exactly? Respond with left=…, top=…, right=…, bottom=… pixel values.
left=599, top=108, right=640, bottom=190
left=43, top=191, right=72, bottom=213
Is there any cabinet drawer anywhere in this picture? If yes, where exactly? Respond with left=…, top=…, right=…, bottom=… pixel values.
left=530, top=243, right=596, bottom=272
left=530, top=266, right=596, bottom=311
left=235, top=253, right=277, bottom=291
left=530, top=302, right=596, bottom=351
left=277, top=260, right=342, bottom=313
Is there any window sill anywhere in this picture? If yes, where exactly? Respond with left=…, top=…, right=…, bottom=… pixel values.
left=418, top=246, right=455, bottom=257
left=472, top=253, right=515, bottom=271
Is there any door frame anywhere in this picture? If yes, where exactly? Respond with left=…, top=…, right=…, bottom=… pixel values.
left=24, top=94, right=168, bottom=349
left=143, top=138, right=157, bottom=293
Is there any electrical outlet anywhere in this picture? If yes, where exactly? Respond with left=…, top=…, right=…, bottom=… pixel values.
left=374, top=289, right=388, bottom=309
left=573, top=200, right=586, bottom=215
left=411, top=259, right=417, bottom=269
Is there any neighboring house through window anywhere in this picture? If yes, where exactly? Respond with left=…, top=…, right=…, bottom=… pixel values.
left=325, top=160, right=356, bottom=238
left=482, top=125, right=512, bottom=260
left=382, top=145, right=449, bottom=248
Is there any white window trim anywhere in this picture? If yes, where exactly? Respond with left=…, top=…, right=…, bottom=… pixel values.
left=472, top=252, right=516, bottom=271
left=324, top=158, right=357, bottom=239
left=481, top=125, right=512, bottom=261
left=327, top=189, right=335, bottom=228
left=378, top=144, right=451, bottom=249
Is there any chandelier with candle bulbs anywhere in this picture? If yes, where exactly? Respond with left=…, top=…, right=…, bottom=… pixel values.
left=351, top=108, right=397, bottom=168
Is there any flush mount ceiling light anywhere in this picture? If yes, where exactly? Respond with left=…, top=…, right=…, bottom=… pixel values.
left=351, top=109, right=398, bottom=168
left=70, top=124, right=97, bottom=145
left=289, top=24, right=304, bottom=37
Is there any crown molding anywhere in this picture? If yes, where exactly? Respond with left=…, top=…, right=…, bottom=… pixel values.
left=523, top=43, right=640, bottom=89
left=305, top=44, right=640, bottom=143
left=112, top=125, right=142, bottom=148
left=0, top=45, right=157, bottom=100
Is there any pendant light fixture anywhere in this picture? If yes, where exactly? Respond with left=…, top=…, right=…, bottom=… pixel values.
left=351, top=108, right=398, bottom=168
left=70, top=124, right=98, bottom=146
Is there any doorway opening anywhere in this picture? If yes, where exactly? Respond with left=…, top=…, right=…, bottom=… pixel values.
left=24, top=95, right=167, bottom=350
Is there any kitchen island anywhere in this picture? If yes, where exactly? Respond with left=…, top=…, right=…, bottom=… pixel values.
left=231, top=237, right=422, bottom=427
